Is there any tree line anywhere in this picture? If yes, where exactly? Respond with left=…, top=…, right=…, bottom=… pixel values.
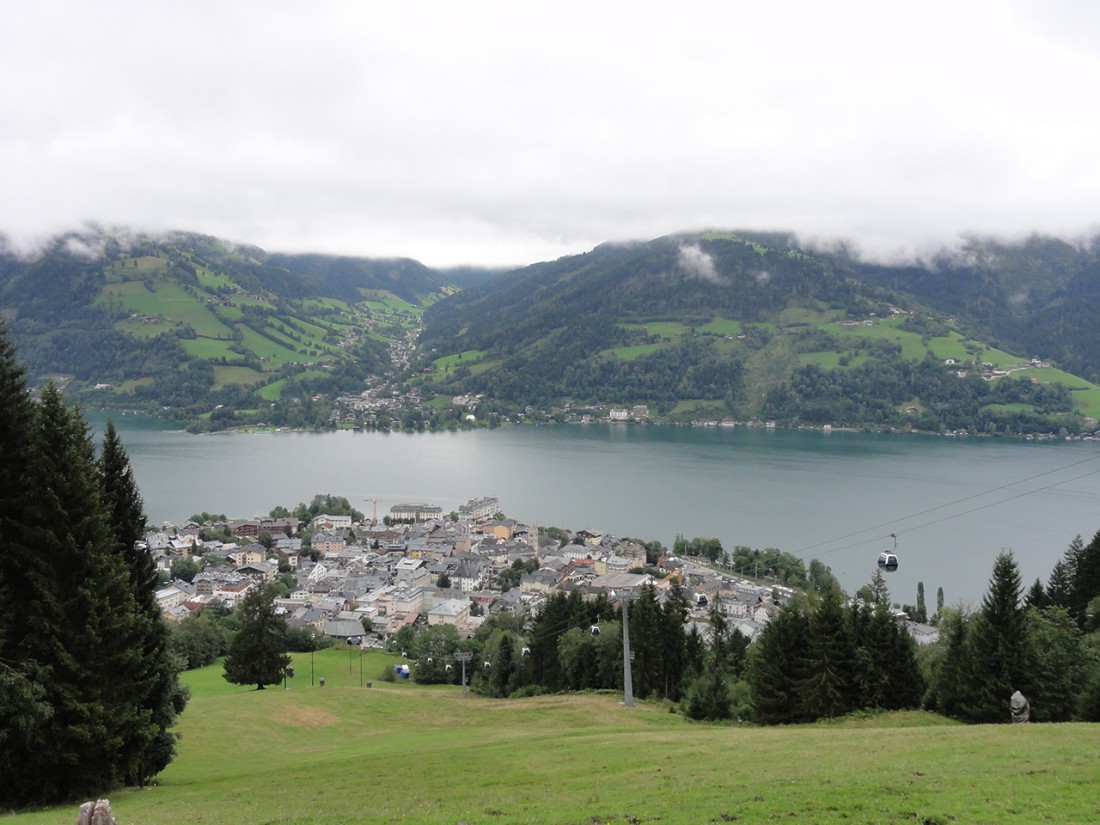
left=367, top=533, right=1100, bottom=726
left=0, top=321, right=188, bottom=808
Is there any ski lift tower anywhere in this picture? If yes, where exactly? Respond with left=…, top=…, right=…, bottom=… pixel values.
left=613, top=590, right=636, bottom=708
left=454, top=651, right=473, bottom=698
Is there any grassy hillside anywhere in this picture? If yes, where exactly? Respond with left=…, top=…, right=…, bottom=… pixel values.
left=0, top=230, right=450, bottom=429
left=4, top=650, right=1097, bottom=825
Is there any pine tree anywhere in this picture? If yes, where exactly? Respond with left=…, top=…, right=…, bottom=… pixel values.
left=1068, top=530, right=1100, bottom=630
left=223, top=584, right=291, bottom=690
left=6, top=386, right=150, bottom=802
left=748, top=601, right=811, bottom=724
left=0, top=325, right=54, bottom=805
left=960, top=551, right=1027, bottom=723
left=659, top=579, right=690, bottom=700
left=924, top=607, right=970, bottom=718
left=99, top=421, right=188, bottom=784
left=797, top=587, right=854, bottom=721
left=1023, top=606, right=1086, bottom=722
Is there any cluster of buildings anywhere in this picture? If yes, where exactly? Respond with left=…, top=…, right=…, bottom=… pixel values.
left=150, top=496, right=791, bottom=645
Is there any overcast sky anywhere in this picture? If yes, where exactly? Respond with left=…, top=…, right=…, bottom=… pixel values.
left=3, top=1, right=1099, bottom=267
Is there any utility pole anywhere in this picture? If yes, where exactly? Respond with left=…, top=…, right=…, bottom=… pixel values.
left=454, top=651, right=472, bottom=698
left=615, top=590, right=636, bottom=708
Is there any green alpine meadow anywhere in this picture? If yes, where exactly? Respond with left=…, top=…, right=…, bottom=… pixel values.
left=3, top=649, right=1098, bottom=825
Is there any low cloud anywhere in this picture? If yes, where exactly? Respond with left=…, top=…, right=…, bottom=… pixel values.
left=753, top=270, right=771, bottom=285
left=64, top=236, right=108, bottom=261
left=677, top=244, right=721, bottom=283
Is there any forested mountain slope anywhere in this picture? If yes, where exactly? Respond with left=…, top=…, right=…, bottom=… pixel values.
left=418, top=231, right=1100, bottom=434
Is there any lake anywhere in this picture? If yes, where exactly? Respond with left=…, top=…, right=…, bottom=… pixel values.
left=93, top=416, right=1100, bottom=607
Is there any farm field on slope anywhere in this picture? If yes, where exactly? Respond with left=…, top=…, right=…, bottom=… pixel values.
left=4, top=649, right=1097, bottom=825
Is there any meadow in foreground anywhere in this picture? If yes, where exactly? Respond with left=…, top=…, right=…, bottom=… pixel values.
left=4, top=648, right=1097, bottom=825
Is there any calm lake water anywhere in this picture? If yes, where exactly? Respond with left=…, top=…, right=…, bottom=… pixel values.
left=92, top=416, right=1100, bottom=607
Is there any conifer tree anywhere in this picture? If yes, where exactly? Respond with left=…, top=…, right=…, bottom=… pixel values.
left=7, top=386, right=149, bottom=801
left=659, top=579, right=690, bottom=700
left=99, top=421, right=188, bottom=784
left=960, top=551, right=1027, bottom=723
left=748, top=601, right=811, bottom=724
left=223, top=584, right=291, bottom=690
left=626, top=585, right=663, bottom=700
left=923, top=607, right=970, bottom=717
left=0, top=322, right=53, bottom=806
left=797, top=587, right=854, bottom=720
left=0, top=329, right=187, bottom=806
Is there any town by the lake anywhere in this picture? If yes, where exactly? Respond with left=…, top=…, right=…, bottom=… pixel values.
left=151, top=496, right=941, bottom=651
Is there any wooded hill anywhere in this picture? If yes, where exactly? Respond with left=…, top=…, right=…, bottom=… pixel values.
left=0, top=229, right=453, bottom=426
left=418, top=231, right=1100, bottom=434
left=3, top=227, right=1100, bottom=435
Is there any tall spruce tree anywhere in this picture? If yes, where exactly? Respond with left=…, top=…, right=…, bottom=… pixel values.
left=1, top=326, right=187, bottom=806
left=748, top=601, right=811, bottom=724
left=0, top=322, right=54, bottom=806
left=659, top=579, right=690, bottom=700
left=99, top=421, right=188, bottom=784
left=4, top=385, right=151, bottom=802
left=797, top=587, right=854, bottom=721
left=960, top=551, right=1027, bottom=723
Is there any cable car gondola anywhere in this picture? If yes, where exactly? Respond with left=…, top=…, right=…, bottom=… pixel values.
left=877, top=533, right=899, bottom=572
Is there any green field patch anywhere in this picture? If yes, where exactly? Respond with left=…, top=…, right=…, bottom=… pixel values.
left=698, top=318, right=744, bottom=336
left=925, top=333, right=974, bottom=362
left=424, top=394, right=454, bottom=410
left=111, top=255, right=169, bottom=274
left=1012, top=368, right=1100, bottom=416
left=433, top=349, right=488, bottom=369
left=194, top=269, right=233, bottom=289
left=826, top=319, right=929, bottom=360
left=799, top=351, right=843, bottom=368
left=668, top=399, right=728, bottom=418
left=361, top=292, right=421, bottom=316
left=102, top=280, right=233, bottom=339
left=212, top=365, right=265, bottom=389
left=182, top=337, right=240, bottom=360
left=974, top=346, right=1027, bottom=368
left=115, top=377, right=155, bottom=393
left=256, top=379, right=286, bottom=401
left=235, top=325, right=307, bottom=366
left=215, top=305, right=243, bottom=321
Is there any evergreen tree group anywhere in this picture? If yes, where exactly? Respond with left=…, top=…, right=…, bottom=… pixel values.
left=747, top=574, right=922, bottom=724
left=0, top=322, right=187, bottom=808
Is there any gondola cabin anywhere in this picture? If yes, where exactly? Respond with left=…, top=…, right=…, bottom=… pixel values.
left=877, top=551, right=899, bottom=572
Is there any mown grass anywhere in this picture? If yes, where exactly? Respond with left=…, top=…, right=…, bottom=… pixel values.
left=698, top=317, right=743, bottom=336
left=181, top=337, right=239, bottom=361
left=101, top=281, right=233, bottom=339
left=5, top=650, right=1098, bottom=825
left=211, top=366, right=265, bottom=390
